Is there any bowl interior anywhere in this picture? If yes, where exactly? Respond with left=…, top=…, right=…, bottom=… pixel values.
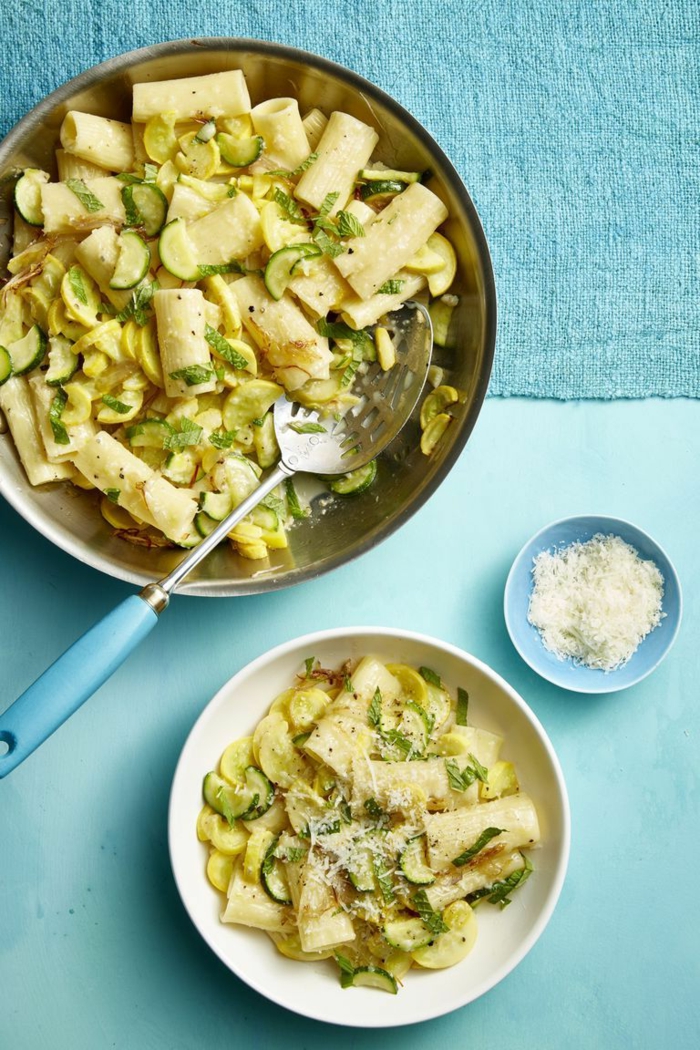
left=0, top=38, right=495, bottom=595
left=504, top=515, right=683, bottom=693
left=168, top=627, right=570, bottom=1027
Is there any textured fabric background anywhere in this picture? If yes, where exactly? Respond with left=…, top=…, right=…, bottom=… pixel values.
left=0, top=1, right=697, bottom=398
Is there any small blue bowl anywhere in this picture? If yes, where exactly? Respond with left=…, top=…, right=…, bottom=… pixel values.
left=504, top=515, right=682, bottom=693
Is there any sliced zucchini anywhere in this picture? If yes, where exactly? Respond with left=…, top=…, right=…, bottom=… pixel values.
left=243, top=826, right=275, bottom=883
left=326, top=459, right=377, bottom=496
left=216, top=133, right=265, bottom=167
left=126, top=418, right=175, bottom=448
left=426, top=233, right=457, bottom=297
left=420, top=385, right=459, bottom=429
left=0, top=346, right=12, bottom=385
left=399, top=835, right=436, bottom=886
left=122, top=182, right=169, bottom=236
left=61, top=265, right=101, bottom=328
left=411, top=900, right=477, bottom=969
left=175, top=131, right=221, bottom=179
left=7, top=325, right=47, bottom=376
left=110, top=232, right=151, bottom=290
left=206, top=849, right=236, bottom=893
left=14, top=168, right=50, bottom=226
left=420, top=412, right=451, bottom=456
left=261, top=836, right=293, bottom=905
left=143, top=112, right=179, bottom=164
left=199, top=490, right=233, bottom=520
left=346, top=837, right=377, bottom=893
left=162, top=448, right=199, bottom=485
left=383, top=916, right=434, bottom=952
left=194, top=511, right=218, bottom=538
left=158, top=218, right=201, bottom=282
left=221, top=378, right=284, bottom=430
left=358, top=180, right=407, bottom=203
left=264, top=243, right=321, bottom=301
left=44, top=335, right=79, bottom=385
left=428, top=295, right=457, bottom=349
left=348, top=965, right=398, bottom=994
left=359, top=167, right=422, bottom=184
left=203, top=766, right=274, bottom=823
left=219, top=736, right=256, bottom=784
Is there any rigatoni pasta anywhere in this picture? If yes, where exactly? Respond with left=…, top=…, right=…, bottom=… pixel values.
left=198, top=656, right=541, bottom=993
left=0, top=67, right=461, bottom=559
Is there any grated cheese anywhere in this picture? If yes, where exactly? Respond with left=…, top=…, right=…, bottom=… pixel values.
left=527, top=533, right=664, bottom=671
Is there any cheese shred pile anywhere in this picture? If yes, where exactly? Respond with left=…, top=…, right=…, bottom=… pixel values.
left=527, top=533, right=665, bottom=671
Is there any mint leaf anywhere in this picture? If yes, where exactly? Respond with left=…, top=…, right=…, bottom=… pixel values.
left=65, top=178, right=104, bottom=213
left=267, top=152, right=319, bottom=178
left=412, top=890, right=449, bottom=935
left=376, top=279, right=405, bottom=295
left=304, top=656, right=316, bottom=677
left=115, top=280, right=158, bottom=326
left=337, top=210, right=365, bottom=238
left=163, top=417, right=203, bottom=450
left=468, top=856, right=534, bottom=908
left=445, top=754, right=488, bottom=792
left=419, top=666, right=441, bottom=688
left=121, top=184, right=143, bottom=227
left=208, top=428, right=236, bottom=449
left=367, top=688, right=382, bottom=728
left=204, top=325, right=249, bottom=369
left=101, top=393, right=131, bottom=414
left=169, top=365, right=215, bottom=386
left=456, top=687, right=469, bottom=726
left=68, top=266, right=88, bottom=305
left=312, top=226, right=344, bottom=258
left=273, top=188, right=308, bottom=225
left=452, top=827, right=505, bottom=867
left=288, top=421, right=326, bottom=435
left=318, top=191, right=340, bottom=217
left=49, top=389, right=69, bottom=445
left=104, top=488, right=121, bottom=503
left=284, top=477, right=307, bottom=519
left=335, top=952, right=356, bottom=989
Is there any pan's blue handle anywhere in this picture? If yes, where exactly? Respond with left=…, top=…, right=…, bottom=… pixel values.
left=0, top=595, right=158, bottom=778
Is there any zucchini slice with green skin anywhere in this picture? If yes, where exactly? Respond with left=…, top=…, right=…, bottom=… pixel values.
left=203, top=767, right=274, bottom=823
left=346, top=837, right=377, bottom=893
left=122, top=182, right=169, bottom=236
left=216, top=133, right=264, bottom=167
left=326, top=459, right=377, bottom=496
left=158, top=217, right=200, bottom=281
left=358, top=179, right=407, bottom=203
left=8, top=325, right=47, bottom=376
left=359, top=167, right=422, bottom=184
left=44, top=336, right=79, bottom=386
left=194, top=511, right=218, bottom=538
left=348, top=965, right=398, bottom=994
left=383, top=916, right=434, bottom=951
left=261, top=836, right=293, bottom=905
left=162, top=449, right=200, bottom=485
left=0, top=346, right=13, bottom=386
left=126, top=418, right=176, bottom=448
left=264, top=243, right=321, bottom=301
left=14, top=168, right=49, bottom=225
left=399, top=835, right=435, bottom=885
left=199, top=490, right=233, bottom=520
left=110, top=231, right=151, bottom=290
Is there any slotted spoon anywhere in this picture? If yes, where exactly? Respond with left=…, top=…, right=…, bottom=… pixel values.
left=0, top=301, right=432, bottom=776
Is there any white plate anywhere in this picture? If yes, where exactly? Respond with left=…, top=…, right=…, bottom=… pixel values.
left=168, top=627, right=570, bottom=1027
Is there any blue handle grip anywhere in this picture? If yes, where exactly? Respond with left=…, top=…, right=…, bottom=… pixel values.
left=0, top=594, right=158, bottom=778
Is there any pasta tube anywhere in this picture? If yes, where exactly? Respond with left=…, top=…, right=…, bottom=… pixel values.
left=132, top=70, right=251, bottom=122
left=251, top=97, right=311, bottom=170
left=294, top=111, right=378, bottom=216
left=231, top=275, right=332, bottom=391
left=0, top=377, right=75, bottom=485
left=424, top=792, right=541, bottom=871
left=153, top=288, right=216, bottom=399
left=186, top=193, right=264, bottom=265
left=40, top=177, right=126, bottom=235
left=71, top=431, right=197, bottom=541
left=334, top=182, right=449, bottom=298
left=60, top=111, right=136, bottom=173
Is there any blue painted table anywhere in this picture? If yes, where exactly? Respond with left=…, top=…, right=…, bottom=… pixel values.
left=2, top=397, right=698, bottom=1049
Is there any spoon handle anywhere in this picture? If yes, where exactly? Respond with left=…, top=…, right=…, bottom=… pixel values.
left=0, top=595, right=158, bottom=778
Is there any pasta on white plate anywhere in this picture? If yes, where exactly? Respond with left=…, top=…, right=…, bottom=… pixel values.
left=0, top=67, right=464, bottom=558
left=198, top=655, right=541, bottom=994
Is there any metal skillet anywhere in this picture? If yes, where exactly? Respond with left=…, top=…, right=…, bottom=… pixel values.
left=0, top=302, right=431, bottom=776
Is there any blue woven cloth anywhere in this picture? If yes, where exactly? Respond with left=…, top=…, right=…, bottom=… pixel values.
left=1, top=1, right=697, bottom=398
